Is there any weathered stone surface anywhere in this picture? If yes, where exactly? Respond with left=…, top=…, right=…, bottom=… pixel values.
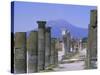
left=27, top=31, right=38, bottom=73
left=14, top=32, right=27, bottom=73
left=86, top=10, right=97, bottom=69
left=45, top=27, right=51, bottom=69
left=62, top=30, right=71, bottom=55
left=50, top=38, right=56, bottom=65
left=37, top=21, right=46, bottom=71
left=67, top=32, right=71, bottom=53
left=55, top=39, right=58, bottom=65
left=50, top=38, right=58, bottom=66
left=62, top=30, right=68, bottom=55
left=71, top=38, right=75, bottom=52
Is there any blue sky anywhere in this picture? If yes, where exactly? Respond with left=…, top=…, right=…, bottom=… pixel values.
left=13, top=1, right=97, bottom=32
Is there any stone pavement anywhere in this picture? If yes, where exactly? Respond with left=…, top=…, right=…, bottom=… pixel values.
left=52, top=48, right=86, bottom=71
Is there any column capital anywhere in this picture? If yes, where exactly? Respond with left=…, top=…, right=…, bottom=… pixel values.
left=37, top=21, right=46, bottom=28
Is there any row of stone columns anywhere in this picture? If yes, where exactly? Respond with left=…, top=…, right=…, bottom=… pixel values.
left=62, top=29, right=82, bottom=60
left=86, top=10, right=97, bottom=69
left=12, top=21, right=58, bottom=74
left=62, top=30, right=71, bottom=55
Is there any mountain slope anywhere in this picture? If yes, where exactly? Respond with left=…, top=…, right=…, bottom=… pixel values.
left=47, top=19, right=88, bottom=39
left=27, top=19, right=88, bottom=39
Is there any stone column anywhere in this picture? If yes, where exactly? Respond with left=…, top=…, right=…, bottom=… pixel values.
left=86, top=10, right=97, bottom=69
left=86, top=24, right=94, bottom=69
left=74, top=40, right=78, bottom=52
left=55, top=39, right=58, bottom=65
left=62, top=30, right=68, bottom=55
left=27, top=31, right=38, bottom=73
left=90, top=10, right=97, bottom=64
left=67, top=31, right=71, bottom=53
left=71, top=38, right=75, bottom=52
left=14, top=32, right=27, bottom=73
left=37, top=21, right=46, bottom=71
left=45, top=27, right=51, bottom=69
left=79, top=39, right=82, bottom=51
left=50, top=38, right=56, bottom=65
